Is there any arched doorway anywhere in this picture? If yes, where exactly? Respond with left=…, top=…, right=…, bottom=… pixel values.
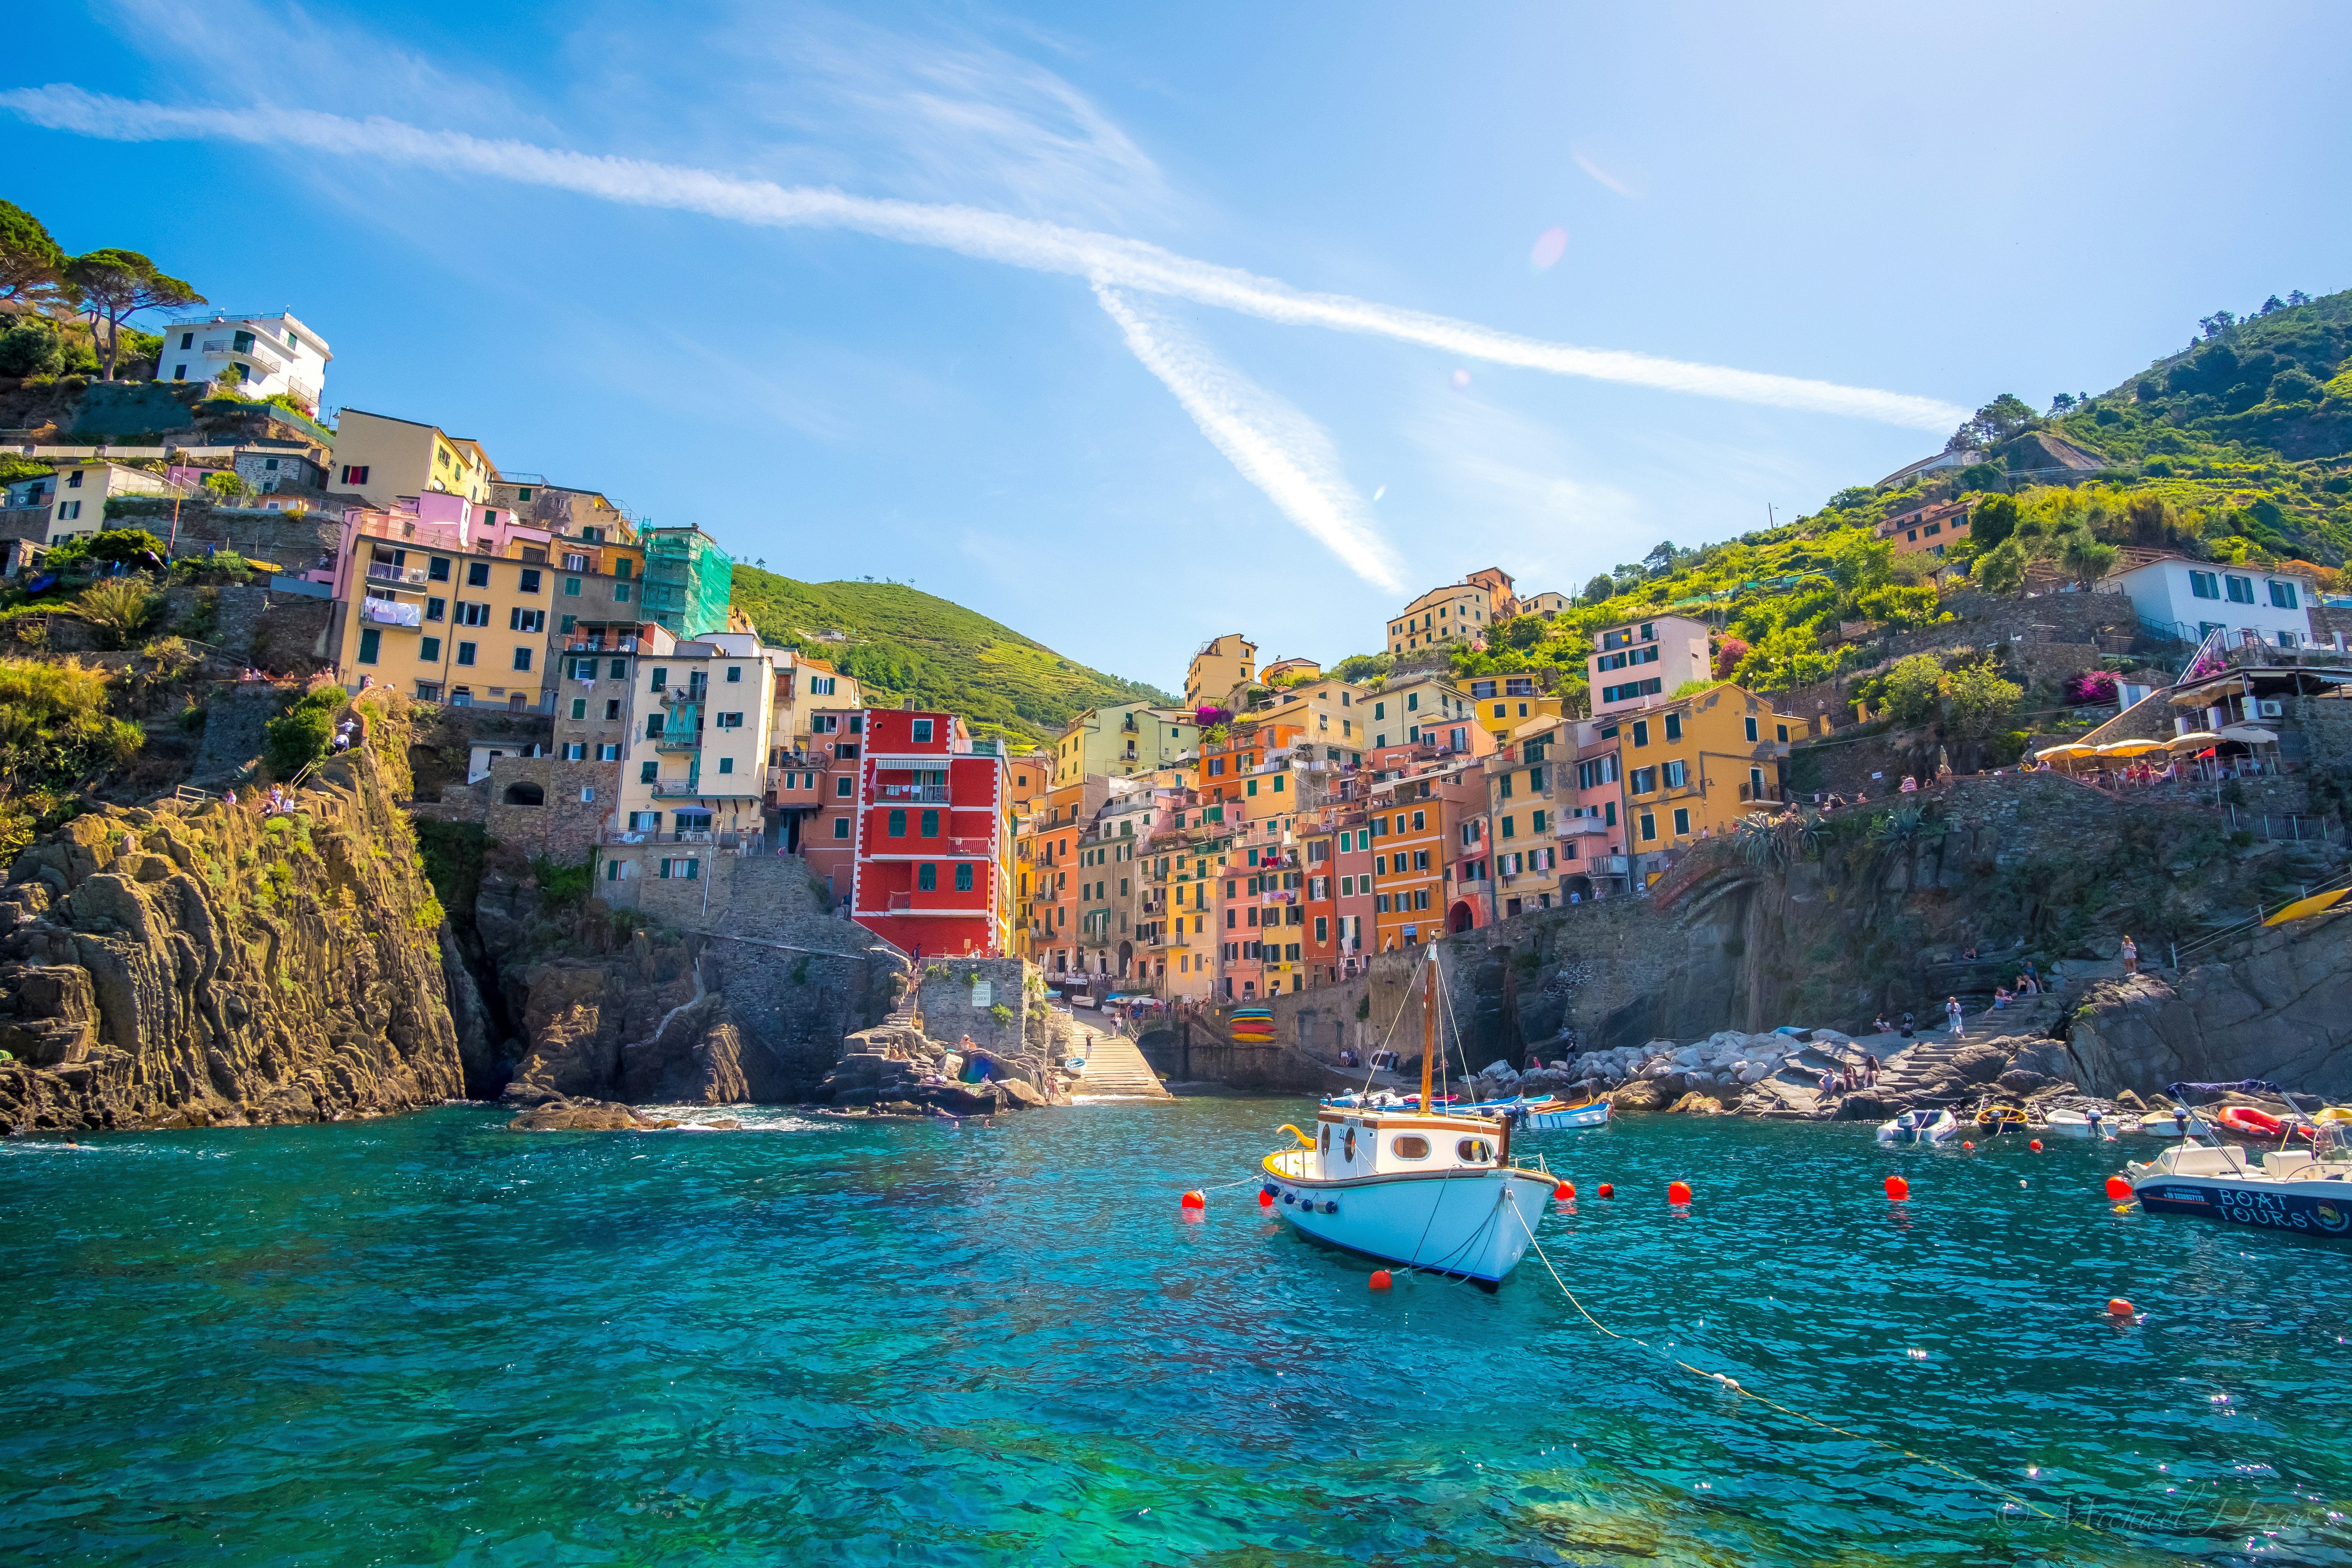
left=1447, top=900, right=1475, bottom=934
left=501, top=781, right=544, bottom=806
left=1563, top=873, right=1595, bottom=901
left=1117, top=940, right=1133, bottom=977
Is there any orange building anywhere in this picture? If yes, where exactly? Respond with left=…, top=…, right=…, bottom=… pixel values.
left=1369, top=758, right=1488, bottom=951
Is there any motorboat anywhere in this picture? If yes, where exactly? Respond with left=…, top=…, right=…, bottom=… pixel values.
left=2134, top=1107, right=2203, bottom=1136
left=2119, top=1083, right=2352, bottom=1240
left=2124, top=1140, right=2352, bottom=1239
left=1973, top=1104, right=2031, bottom=1136
left=2041, top=1106, right=2122, bottom=1140
left=1877, top=1107, right=1960, bottom=1145
left=1452, top=1094, right=1611, bottom=1131
left=1266, top=952, right=1558, bottom=1287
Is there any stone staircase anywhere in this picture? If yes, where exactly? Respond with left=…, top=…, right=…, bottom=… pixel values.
left=1068, top=1024, right=1172, bottom=1098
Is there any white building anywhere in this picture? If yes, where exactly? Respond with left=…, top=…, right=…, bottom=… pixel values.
left=2099, top=556, right=2318, bottom=649
left=157, top=311, right=332, bottom=410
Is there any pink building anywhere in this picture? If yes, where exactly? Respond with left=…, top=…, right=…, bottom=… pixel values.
left=849, top=709, right=1012, bottom=958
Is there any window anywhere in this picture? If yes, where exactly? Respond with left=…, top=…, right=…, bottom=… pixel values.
left=559, top=615, right=576, bottom=634
left=1578, top=756, right=1619, bottom=789
left=1744, top=715, right=1759, bottom=742
left=1632, top=720, right=1650, bottom=747
left=835, top=776, right=853, bottom=798
left=1601, top=678, right=1663, bottom=703
left=1374, top=894, right=1390, bottom=913
left=888, top=809, right=907, bottom=838
left=717, top=712, right=743, bottom=728
left=912, top=718, right=934, bottom=742
left=651, top=668, right=668, bottom=690
left=614, top=584, right=630, bottom=603
left=1662, top=760, right=1686, bottom=788
left=428, top=557, right=451, bottom=582
left=420, top=636, right=441, bottom=662
left=1630, top=766, right=1657, bottom=794
left=340, top=464, right=370, bottom=485
left=2225, top=575, right=2255, bottom=604
left=717, top=757, right=734, bottom=774
left=426, top=598, right=446, bottom=621
left=563, top=577, right=581, bottom=596
left=1500, top=815, right=1515, bottom=839
left=659, top=858, right=700, bottom=881
left=357, top=628, right=381, bottom=664
left=512, top=648, right=533, bottom=672
left=1374, top=701, right=1385, bottom=719
left=519, top=569, right=542, bottom=594
left=563, top=743, right=586, bottom=761
left=646, top=716, right=664, bottom=740
left=455, top=602, right=488, bottom=626
left=1674, top=808, right=1691, bottom=836
left=917, top=863, right=937, bottom=892
left=599, top=744, right=621, bottom=762
left=2189, top=570, right=2220, bottom=600
left=1374, top=854, right=1387, bottom=875
left=509, top=608, right=545, bottom=632
left=641, top=760, right=658, bottom=782
left=955, top=863, right=975, bottom=892
left=456, top=641, right=477, bottom=666
left=2269, top=580, right=2300, bottom=610
left=1413, top=850, right=1430, bottom=871
left=920, top=809, right=940, bottom=837
left=466, top=561, right=490, bottom=587
left=1639, top=812, right=1656, bottom=842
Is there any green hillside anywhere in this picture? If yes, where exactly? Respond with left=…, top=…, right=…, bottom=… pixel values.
left=1361, top=286, right=2352, bottom=715
left=728, top=569, right=1174, bottom=744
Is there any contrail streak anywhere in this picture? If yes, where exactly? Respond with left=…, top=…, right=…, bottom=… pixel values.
left=1094, top=284, right=1403, bottom=590
left=0, top=86, right=1969, bottom=431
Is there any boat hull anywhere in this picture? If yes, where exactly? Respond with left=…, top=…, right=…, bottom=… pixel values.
left=1526, top=1102, right=1610, bottom=1131
left=1262, top=1159, right=1557, bottom=1283
left=2131, top=1174, right=2352, bottom=1238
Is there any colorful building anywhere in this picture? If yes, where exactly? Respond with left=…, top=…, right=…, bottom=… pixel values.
left=1384, top=567, right=1516, bottom=655
left=328, top=408, right=496, bottom=509
left=1184, top=632, right=1257, bottom=711
left=848, top=709, right=1012, bottom=958
left=1466, top=674, right=1563, bottom=747
left=1486, top=717, right=1570, bottom=916
left=1615, top=684, right=1796, bottom=874
left=1589, top=614, right=1712, bottom=715
left=1051, top=701, right=1200, bottom=786
left=335, top=494, right=560, bottom=709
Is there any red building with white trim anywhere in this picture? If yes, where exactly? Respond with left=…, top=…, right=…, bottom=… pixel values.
left=849, top=709, right=1012, bottom=957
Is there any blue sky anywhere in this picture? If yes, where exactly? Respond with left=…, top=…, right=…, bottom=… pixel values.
left=6, top=2, right=2348, bottom=691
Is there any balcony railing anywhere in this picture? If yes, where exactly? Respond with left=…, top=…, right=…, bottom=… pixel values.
left=602, top=829, right=761, bottom=848
left=657, top=686, right=706, bottom=707
left=878, top=784, right=951, bottom=803
left=1737, top=783, right=1781, bottom=803
left=650, top=781, right=760, bottom=799
left=653, top=735, right=701, bottom=752
left=564, top=636, right=639, bottom=654
left=1556, top=817, right=1610, bottom=836
left=365, top=563, right=431, bottom=585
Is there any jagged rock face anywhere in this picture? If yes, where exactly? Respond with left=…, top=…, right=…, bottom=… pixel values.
left=506, top=1098, right=671, bottom=1131
left=0, top=700, right=464, bottom=1133
left=2058, top=913, right=2352, bottom=1098
left=500, top=936, right=702, bottom=1105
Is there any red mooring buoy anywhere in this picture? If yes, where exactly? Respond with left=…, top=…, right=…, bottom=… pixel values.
left=1181, top=1191, right=1206, bottom=1209
left=1369, top=1270, right=1393, bottom=1290
left=1555, top=1181, right=1575, bottom=1200
left=1597, top=1183, right=1614, bottom=1199
left=2105, top=1176, right=2132, bottom=1201
left=2108, top=1297, right=2135, bottom=1319
left=1258, top=1189, right=1274, bottom=1207
left=1885, top=1175, right=1910, bottom=1201
left=1668, top=1180, right=1693, bottom=1206
left=2030, top=1139, right=2045, bottom=1153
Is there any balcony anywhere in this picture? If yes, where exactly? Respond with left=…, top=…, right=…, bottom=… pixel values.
left=564, top=635, right=639, bottom=655
left=653, top=734, right=701, bottom=752
left=1737, top=783, right=1781, bottom=805
left=657, top=686, right=706, bottom=708
left=366, top=563, right=432, bottom=586
left=878, top=784, right=951, bottom=803
left=602, top=829, right=760, bottom=848
left=650, top=781, right=761, bottom=799
left=868, top=835, right=995, bottom=858
left=203, top=335, right=288, bottom=372
left=1556, top=817, right=1610, bottom=836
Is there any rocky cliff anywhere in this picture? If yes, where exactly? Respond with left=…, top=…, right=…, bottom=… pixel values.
left=0, top=690, right=465, bottom=1132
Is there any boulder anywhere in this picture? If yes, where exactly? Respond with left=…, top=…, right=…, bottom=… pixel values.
left=1997, top=1069, right=2048, bottom=1093
left=1834, top=1090, right=1893, bottom=1122
left=1949, top=1043, right=2009, bottom=1085
left=507, top=1098, right=669, bottom=1132
left=1609, top=1080, right=1669, bottom=1111
left=1668, top=1089, right=1742, bottom=1115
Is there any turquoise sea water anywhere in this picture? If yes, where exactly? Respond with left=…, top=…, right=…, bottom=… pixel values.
left=2, top=1099, right=2349, bottom=1566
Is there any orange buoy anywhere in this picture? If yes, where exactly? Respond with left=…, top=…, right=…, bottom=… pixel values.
left=1555, top=1180, right=1575, bottom=1200
left=1963, top=1140, right=1975, bottom=1150
left=1369, top=1270, right=1393, bottom=1290
left=1668, top=1180, right=1693, bottom=1206
left=1597, top=1183, right=1614, bottom=1199
left=2107, top=1297, right=2134, bottom=1319
left=2105, top=1176, right=2132, bottom=1201
left=1258, top=1189, right=1274, bottom=1207
left=2030, top=1139, right=2044, bottom=1152
left=1885, top=1175, right=1910, bottom=1201
left=1181, top=1191, right=1206, bottom=1209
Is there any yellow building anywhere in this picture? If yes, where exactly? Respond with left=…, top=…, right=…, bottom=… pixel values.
left=337, top=503, right=560, bottom=709
left=1616, top=684, right=1796, bottom=859
left=1465, top=674, right=1564, bottom=746
left=1183, top=632, right=1256, bottom=711
left=1233, top=676, right=1376, bottom=765
left=1485, top=715, right=1573, bottom=916
left=1050, top=702, right=1200, bottom=787
left=329, top=409, right=497, bottom=508
left=1385, top=567, right=1515, bottom=655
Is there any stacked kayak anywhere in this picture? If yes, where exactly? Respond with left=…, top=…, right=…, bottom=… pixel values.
left=1229, top=1007, right=1275, bottom=1044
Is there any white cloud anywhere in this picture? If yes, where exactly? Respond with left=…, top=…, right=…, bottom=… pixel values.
left=1094, top=285, right=1403, bottom=590
left=0, top=85, right=1968, bottom=431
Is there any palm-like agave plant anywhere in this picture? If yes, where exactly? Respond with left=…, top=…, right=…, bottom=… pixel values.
left=1731, top=814, right=1787, bottom=870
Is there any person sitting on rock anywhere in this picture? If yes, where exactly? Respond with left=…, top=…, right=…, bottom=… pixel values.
left=1993, top=986, right=2012, bottom=1009
left=1900, top=775, right=1919, bottom=793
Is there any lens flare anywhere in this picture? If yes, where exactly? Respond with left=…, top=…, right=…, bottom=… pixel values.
left=1530, top=226, right=1568, bottom=269
left=1450, top=369, right=1472, bottom=390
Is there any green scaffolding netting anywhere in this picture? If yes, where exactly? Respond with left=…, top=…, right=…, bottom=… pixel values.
left=640, top=526, right=735, bottom=638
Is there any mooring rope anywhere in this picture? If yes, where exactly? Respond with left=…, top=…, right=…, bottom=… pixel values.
left=1502, top=1200, right=2092, bottom=1534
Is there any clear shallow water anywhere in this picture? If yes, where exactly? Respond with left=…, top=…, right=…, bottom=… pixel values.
left=2, top=1102, right=2348, bottom=1567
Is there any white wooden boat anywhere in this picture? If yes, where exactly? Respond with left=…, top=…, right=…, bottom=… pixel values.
left=2133, top=1107, right=2212, bottom=1137
left=2041, top=1106, right=2121, bottom=1140
left=1876, top=1107, right=1960, bottom=1145
left=1452, top=1094, right=1612, bottom=1131
left=1262, top=1108, right=1559, bottom=1286
left=1268, top=951, right=1557, bottom=1287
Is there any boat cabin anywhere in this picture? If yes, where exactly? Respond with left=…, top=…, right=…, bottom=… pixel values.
left=1303, top=1106, right=1506, bottom=1182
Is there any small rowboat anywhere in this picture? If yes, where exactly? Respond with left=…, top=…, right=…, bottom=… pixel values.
left=1974, top=1105, right=2031, bottom=1135
left=1877, top=1107, right=1960, bottom=1145
left=2134, top=1107, right=2211, bottom=1137
left=1459, top=1094, right=1612, bottom=1131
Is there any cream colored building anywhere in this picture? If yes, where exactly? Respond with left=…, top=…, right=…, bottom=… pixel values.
left=329, top=409, right=498, bottom=508
left=610, top=631, right=785, bottom=850
left=1234, top=677, right=1377, bottom=766
left=1051, top=702, right=1200, bottom=787
left=1184, top=632, right=1256, bottom=710
left=41, top=461, right=175, bottom=541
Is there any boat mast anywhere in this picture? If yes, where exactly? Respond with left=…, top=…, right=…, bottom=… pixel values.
left=1420, top=953, right=1436, bottom=1111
